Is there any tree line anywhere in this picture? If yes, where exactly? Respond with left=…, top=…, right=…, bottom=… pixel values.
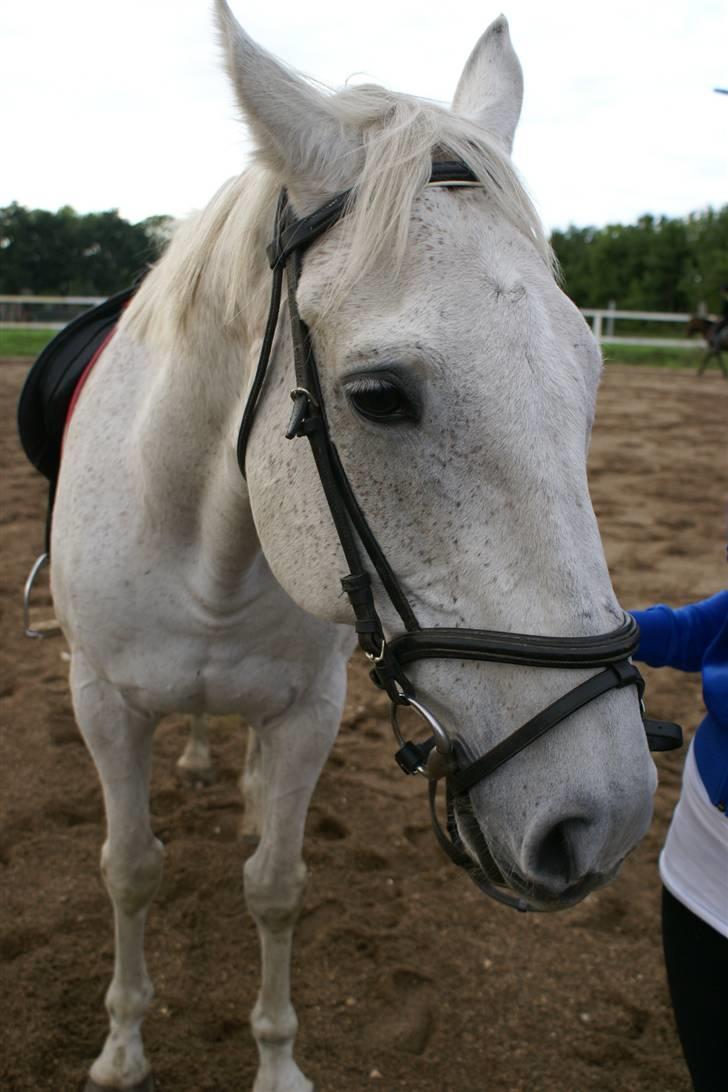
left=1, top=201, right=726, bottom=314
left=552, top=207, right=728, bottom=314
left=0, top=204, right=172, bottom=296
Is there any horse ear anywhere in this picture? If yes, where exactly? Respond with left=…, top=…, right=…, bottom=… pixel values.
left=214, top=0, right=352, bottom=208
left=452, top=16, right=523, bottom=154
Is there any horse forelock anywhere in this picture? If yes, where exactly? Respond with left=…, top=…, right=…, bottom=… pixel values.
left=125, top=80, right=556, bottom=353
left=315, top=84, right=557, bottom=312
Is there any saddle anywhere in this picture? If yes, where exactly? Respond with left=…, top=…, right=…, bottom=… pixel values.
left=17, top=284, right=139, bottom=634
left=17, top=285, right=136, bottom=484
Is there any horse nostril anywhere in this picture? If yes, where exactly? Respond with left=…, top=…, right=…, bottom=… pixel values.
left=528, top=816, right=592, bottom=889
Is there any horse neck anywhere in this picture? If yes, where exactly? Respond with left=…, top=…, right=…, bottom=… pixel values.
left=125, top=173, right=291, bottom=590
left=127, top=285, right=262, bottom=588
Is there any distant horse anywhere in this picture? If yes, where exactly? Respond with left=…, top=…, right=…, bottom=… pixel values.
left=44, top=3, right=661, bottom=1090
left=685, top=315, right=728, bottom=376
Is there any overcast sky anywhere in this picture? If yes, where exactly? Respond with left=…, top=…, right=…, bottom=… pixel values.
left=3, top=0, right=726, bottom=233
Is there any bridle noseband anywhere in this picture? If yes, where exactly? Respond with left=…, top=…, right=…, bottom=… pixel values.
left=237, top=161, right=682, bottom=911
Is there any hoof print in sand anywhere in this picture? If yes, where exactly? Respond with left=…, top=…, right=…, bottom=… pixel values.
left=369, top=967, right=435, bottom=1055
left=314, top=813, right=349, bottom=841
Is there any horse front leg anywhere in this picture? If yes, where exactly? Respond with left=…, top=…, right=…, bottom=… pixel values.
left=245, top=684, right=344, bottom=1092
left=70, top=652, right=162, bottom=1092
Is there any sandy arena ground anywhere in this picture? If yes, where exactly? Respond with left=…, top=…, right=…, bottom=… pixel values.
left=1, top=359, right=726, bottom=1092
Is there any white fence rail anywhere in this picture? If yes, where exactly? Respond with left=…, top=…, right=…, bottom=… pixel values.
left=0, top=295, right=105, bottom=331
left=0, top=297, right=711, bottom=349
left=581, top=308, right=698, bottom=349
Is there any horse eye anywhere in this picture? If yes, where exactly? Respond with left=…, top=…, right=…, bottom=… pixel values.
left=346, top=379, right=415, bottom=423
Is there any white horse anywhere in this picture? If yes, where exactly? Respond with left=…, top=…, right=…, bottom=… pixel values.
left=50, top=3, right=657, bottom=1089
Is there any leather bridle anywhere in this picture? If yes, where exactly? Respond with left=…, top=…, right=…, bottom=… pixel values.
left=236, top=160, right=682, bottom=911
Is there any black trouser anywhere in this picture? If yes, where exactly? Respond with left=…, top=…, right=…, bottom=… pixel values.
left=662, top=886, right=727, bottom=1091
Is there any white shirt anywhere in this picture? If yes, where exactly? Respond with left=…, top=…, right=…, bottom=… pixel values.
left=660, top=740, right=728, bottom=938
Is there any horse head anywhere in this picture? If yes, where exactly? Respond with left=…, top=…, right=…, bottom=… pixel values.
left=216, top=0, right=656, bottom=910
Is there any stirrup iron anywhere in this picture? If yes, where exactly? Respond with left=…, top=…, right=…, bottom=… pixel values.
left=23, top=553, right=60, bottom=639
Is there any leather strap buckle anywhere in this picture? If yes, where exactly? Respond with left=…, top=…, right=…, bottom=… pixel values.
left=364, top=638, right=386, bottom=666
left=285, top=387, right=320, bottom=439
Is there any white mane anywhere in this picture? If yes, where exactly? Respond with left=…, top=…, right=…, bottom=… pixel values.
left=126, top=80, right=555, bottom=350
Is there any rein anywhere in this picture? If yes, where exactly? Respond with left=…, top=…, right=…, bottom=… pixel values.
left=236, top=160, right=682, bottom=911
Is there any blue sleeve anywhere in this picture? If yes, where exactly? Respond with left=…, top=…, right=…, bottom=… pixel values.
left=630, top=590, right=728, bottom=673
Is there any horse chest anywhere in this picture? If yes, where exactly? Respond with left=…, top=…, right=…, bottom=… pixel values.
left=71, top=563, right=349, bottom=720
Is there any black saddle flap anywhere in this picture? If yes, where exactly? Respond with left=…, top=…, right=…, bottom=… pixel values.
left=17, top=286, right=135, bottom=482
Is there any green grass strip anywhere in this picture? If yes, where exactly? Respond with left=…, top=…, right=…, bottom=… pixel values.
left=0, top=328, right=58, bottom=357
left=602, top=345, right=704, bottom=369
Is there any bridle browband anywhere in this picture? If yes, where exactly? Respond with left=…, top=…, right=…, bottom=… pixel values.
left=236, top=160, right=682, bottom=911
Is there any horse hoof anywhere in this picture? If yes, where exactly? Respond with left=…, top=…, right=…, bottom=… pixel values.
left=84, top=1075, right=154, bottom=1092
